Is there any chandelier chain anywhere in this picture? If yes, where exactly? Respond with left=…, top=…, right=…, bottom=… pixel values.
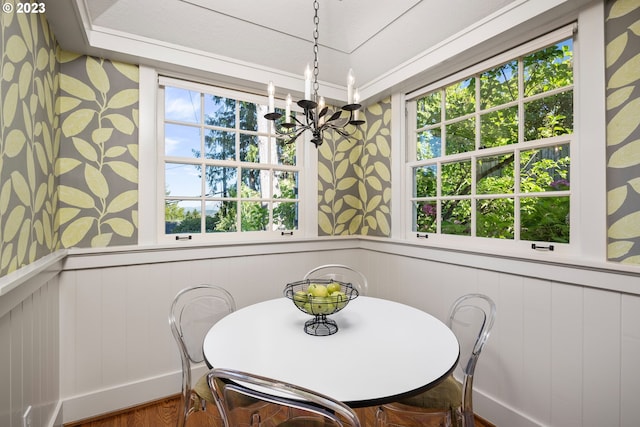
left=312, top=0, right=320, bottom=100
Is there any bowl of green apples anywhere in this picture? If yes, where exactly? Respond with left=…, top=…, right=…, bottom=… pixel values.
left=284, top=279, right=358, bottom=336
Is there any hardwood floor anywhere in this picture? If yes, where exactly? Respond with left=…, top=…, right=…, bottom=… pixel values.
left=64, top=394, right=496, bottom=427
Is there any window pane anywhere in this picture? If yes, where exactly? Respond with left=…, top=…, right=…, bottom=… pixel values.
left=165, top=163, right=201, bottom=197
left=480, top=60, right=518, bottom=109
left=480, top=106, right=518, bottom=148
left=165, top=200, right=201, bottom=234
left=520, top=196, right=570, bottom=243
left=273, top=202, right=298, bottom=231
left=477, top=198, right=514, bottom=239
left=415, top=201, right=437, bottom=233
left=205, top=130, right=236, bottom=160
left=441, top=199, right=471, bottom=235
left=200, top=201, right=219, bottom=233
left=165, top=87, right=200, bottom=123
left=240, top=134, right=261, bottom=163
left=477, top=154, right=515, bottom=195
left=165, top=124, right=201, bottom=157
left=241, top=168, right=267, bottom=196
left=417, top=92, right=441, bottom=127
left=414, top=165, right=437, bottom=197
left=274, top=171, right=298, bottom=199
left=417, top=129, right=441, bottom=160
left=524, top=40, right=573, bottom=97
left=520, top=144, right=570, bottom=192
left=446, top=119, right=475, bottom=155
left=241, top=201, right=268, bottom=231
left=205, top=166, right=237, bottom=197
left=211, top=200, right=237, bottom=232
left=205, top=96, right=236, bottom=128
left=445, top=78, right=475, bottom=120
left=442, top=161, right=471, bottom=196
left=239, top=101, right=259, bottom=131
left=275, top=138, right=297, bottom=166
left=524, top=91, right=573, bottom=141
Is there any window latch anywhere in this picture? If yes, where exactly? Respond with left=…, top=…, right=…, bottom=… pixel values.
left=531, top=243, right=554, bottom=251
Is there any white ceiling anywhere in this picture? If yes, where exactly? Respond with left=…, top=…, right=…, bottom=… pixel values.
left=43, top=0, right=589, bottom=103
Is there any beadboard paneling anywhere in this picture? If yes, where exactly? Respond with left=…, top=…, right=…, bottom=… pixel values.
left=59, top=248, right=364, bottom=423
left=366, top=248, right=640, bottom=427
left=58, top=244, right=640, bottom=426
left=0, top=274, right=61, bottom=427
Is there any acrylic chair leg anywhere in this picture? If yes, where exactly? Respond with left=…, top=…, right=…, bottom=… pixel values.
left=460, top=409, right=475, bottom=427
left=374, top=406, right=386, bottom=427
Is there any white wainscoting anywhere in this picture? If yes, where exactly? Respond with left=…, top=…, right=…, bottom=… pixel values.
left=0, top=251, right=65, bottom=427
left=59, top=242, right=365, bottom=423
left=55, top=239, right=640, bottom=426
left=362, top=243, right=640, bottom=427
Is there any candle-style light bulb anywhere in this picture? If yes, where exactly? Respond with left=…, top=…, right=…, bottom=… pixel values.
left=285, top=94, right=292, bottom=123
left=268, top=81, right=275, bottom=113
left=304, top=65, right=312, bottom=100
left=347, top=69, right=355, bottom=104
left=353, top=89, right=360, bottom=120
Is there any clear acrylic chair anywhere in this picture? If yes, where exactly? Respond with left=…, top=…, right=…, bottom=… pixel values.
left=169, top=285, right=236, bottom=427
left=304, top=264, right=369, bottom=296
left=376, top=293, right=496, bottom=427
left=208, top=368, right=362, bottom=427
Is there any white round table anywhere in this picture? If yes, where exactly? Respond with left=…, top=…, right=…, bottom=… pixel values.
left=203, top=296, right=459, bottom=407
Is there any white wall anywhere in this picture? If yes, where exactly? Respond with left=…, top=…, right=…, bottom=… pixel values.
left=55, top=239, right=640, bottom=427
left=0, top=252, right=65, bottom=427
left=2, top=240, right=638, bottom=426
left=364, top=244, right=640, bottom=427
left=58, top=240, right=365, bottom=423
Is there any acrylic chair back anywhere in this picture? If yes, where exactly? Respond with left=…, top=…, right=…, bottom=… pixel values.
left=447, top=293, right=496, bottom=427
left=304, top=264, right=369, bottom=296
left=208, top=368, right=362, bottom=427
left=169, top=285, right=236, bottom=427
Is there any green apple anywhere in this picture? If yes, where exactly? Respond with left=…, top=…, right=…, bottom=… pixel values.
left=310, top=296, right=336, bottom=314
left=327, top=282, right=342, bottom=294
left=303, top=302, right=313, bottom=314
left=306, top=283, right=329, bottom=297
left=293, top=290, right=308, bottom=308
left=330, top=291, right=348, bottom=310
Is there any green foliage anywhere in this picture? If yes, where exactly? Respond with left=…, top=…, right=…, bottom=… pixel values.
left=414, top=39, right=573, bottom=242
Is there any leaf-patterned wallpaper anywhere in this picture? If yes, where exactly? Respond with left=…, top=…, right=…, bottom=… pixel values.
left=606, top=0, right=640, bottom=265
left=0, top=4, right=60, bottom=276
left=57, top=54, right=139, bottom=248
left=318, top=97, right=392, bottom=236
left=2, top=3, right=639, bottom=277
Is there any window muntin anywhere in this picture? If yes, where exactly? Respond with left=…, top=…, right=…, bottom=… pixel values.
left=409, top=37, right=573, bottom=244
left=160, top=80, right=301, bottom=238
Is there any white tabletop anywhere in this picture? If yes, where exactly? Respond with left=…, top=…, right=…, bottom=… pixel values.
left=203, top=296, right=459, bottom=407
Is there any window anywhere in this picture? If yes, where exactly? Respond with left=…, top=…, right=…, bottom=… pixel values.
left=407, top=33, right=573, bottom=246
left=158, top=78, right=302, bottom=240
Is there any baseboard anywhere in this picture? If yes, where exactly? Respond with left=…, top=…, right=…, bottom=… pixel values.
left=61, top=366, right=207, bottom=424
left=475, top=388, right=547, bottom=427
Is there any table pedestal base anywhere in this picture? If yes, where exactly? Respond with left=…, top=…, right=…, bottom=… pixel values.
left=304, top=315, right=338, bottom=336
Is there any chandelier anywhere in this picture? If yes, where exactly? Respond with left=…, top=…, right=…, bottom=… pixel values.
left=264, top=0, right=365, bottom=148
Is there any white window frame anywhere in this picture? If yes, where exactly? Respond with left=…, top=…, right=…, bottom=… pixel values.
left=137, top=71, right=318, bottom=245
left=402, top=21, right=606, bottom=261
